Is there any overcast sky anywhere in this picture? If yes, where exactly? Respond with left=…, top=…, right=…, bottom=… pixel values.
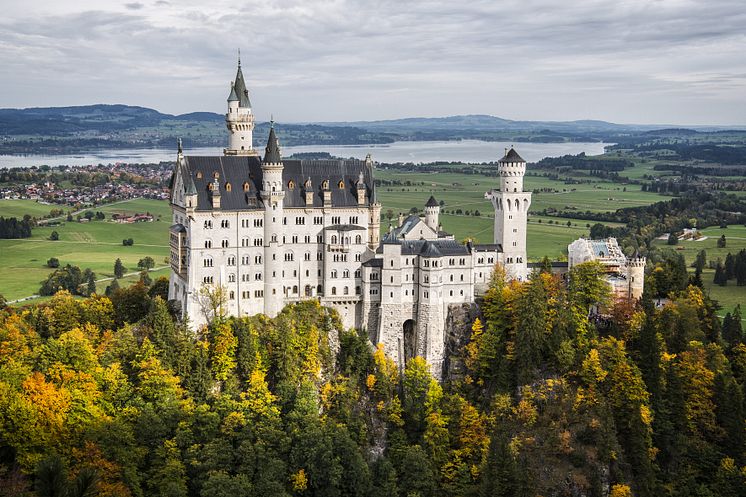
left=1, top=0, right=744, bottom=125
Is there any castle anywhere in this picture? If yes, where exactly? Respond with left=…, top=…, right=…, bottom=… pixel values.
left=567, top=237, right=646, bottom=300
left=168, top=59, right=640, bottom=377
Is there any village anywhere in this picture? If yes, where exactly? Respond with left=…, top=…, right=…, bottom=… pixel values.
left=0, top=161, right=171, bottom=211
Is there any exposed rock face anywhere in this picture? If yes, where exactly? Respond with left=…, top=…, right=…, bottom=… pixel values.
left=443, top=302, right=481, bottom=382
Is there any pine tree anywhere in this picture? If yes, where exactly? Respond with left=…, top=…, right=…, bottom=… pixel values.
left=722, top=305, right=743, bottom=346
left=714, top=262, right=727, bottom=286
left=113, top=258, right=125, bottom=279
left=86, top=272, right=96, bottom=296
left=725, top=253, right=736, bottom=280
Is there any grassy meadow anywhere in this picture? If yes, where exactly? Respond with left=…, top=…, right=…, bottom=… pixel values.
left=652, top=225, right=746, bottom=315
left=0, top=199, right=171, bottom=301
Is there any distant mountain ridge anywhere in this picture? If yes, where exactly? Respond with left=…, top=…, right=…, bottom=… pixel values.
left=1, top=104, right=744, bottom=154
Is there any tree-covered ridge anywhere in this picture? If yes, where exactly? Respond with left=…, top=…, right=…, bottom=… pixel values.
left=0, top=265, right=744, bottom=497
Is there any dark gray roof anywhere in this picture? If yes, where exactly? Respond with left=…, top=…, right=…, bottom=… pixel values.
left=325, top=224, right=366, bottom=232
left=178, top=155, right=375, bottom=211
left=473, top=243, right=501, bottom=252
left=363, top=258, right=384, bottom=267
left=169, top=223, right=186, bottom=233
left=399, top=239, right=470, bottom=257
left=499, top=148, right=525, bottom=163
left=426, top=195, right=439, bottom=207
left=264, top=126, right=281, bottom=164
left=232, top=62, right=251, bottom=108
left=227, top=84, right=239, bottom=102
left=383, top=215, right=426, bottom=241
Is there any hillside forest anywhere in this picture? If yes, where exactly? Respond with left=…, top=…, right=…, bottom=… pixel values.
left=1, top=261, right=745, bottom=497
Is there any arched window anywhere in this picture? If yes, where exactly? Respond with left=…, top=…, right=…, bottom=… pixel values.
left=331, top=287, right=337, bottom=296
left=204, top=240, right=212, bottom=248
left=343, top=286, right=349, bottom=295
left=322, top=180, right=329, bottom=189
left=228, top=273, right=235, bottom=282
left=225, top=182, right=232, bottom=192
left=288, top=180, right=295, bottom=190
left=317, top=284, right=323, bottom=294
left=355, top=234, right=362, bottom=244
left=213, top=171, right=220, bottom=179
left=331, top=235, right=338, bottom=244
left=338, top=180, right=345, bottom=189
left=243, top=182, right=250, bottom=192
left=196, top=171, right=203, bottom=179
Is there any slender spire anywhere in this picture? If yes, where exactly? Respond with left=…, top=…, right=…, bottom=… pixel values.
left=231, top=52, right=251, bottom=108
left=177, top=137, right=183, bottom=155
left=264, top=122, right=282, bottom=164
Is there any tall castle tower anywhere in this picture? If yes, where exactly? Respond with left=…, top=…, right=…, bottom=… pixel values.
left=424, top=195, right=440, bottom=232
left=224, top=56, right=257, bottom=156
left=261, top=123, right=285, bottom=316
left=627, top=254, right=646, bottom=300
left=489, top=148, right=531, bottom=280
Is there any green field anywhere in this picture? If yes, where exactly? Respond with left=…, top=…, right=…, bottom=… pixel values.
left=0, top=199, right=62, bottom=219
left=0, top=199, right=171, bottom=301
left=377, top=166, right=665, bottom=259
left=652, top=225, right=746, bottom=315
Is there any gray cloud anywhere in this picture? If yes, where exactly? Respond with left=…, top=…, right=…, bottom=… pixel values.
left=0, top=0, right=744, bottom=125
left=124, top=2, right=144, bottom=9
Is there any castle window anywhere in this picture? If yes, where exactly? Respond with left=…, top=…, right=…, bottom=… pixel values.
left=227, top=256, right=236, bottom=266
left=343, top=269, right=350, bottom=278
left=204, top=240, right=212, bottom=248
left=203, top=257, right=213, bottom=267
left=225, top=183, right=232, bottom=192
left=355, top=269, right=361, bottom=278
left=305, top=179, right=312, bottom=189
left=355, top=235, right=362, bottom=244
left=292, top=235, right=298, bottom=244
left=221, top=239, right=229, bottom=248
left=356, top=286, right=361, bottom=295
left=243, top=182, right=250, bottom=192
left=196, top=171, right=203, bottom=179
left=450, top=275, right=454, bottom=282
left=331, top=235, right=338, bottom=244
left=331, top=287, right=337, bottom=296
left=338, top=180, right=345, bottom=189
left=322, top=180, right=329, bottom=190
left=204, top=220, right=213, bottom=229
left=228, top=274, right=235, bottom=282
left=344, top=286, right=349, bottom=295
left=288, top=180, right=295, bottom=190
left=213, top=171, right=220, bottom=179
left=305, top=252, right=311, bottom=261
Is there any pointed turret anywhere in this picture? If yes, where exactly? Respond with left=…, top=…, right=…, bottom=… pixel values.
left=264, top=122, right=282, bottom=164
left=224, top=55, right=257, bottom=156
left=227, top=82, right=239, bottom=102
left=232, top=57, right=252, bottom=108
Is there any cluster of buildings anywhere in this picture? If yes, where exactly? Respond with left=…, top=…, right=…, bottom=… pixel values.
left=168, top=59, right=645, bottom=377
left=0, top=163, right=171, bottom=208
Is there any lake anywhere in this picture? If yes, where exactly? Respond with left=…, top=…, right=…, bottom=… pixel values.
left=0, top=140, right=611, bottom=168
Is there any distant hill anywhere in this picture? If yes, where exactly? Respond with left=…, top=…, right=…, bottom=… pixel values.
left=323, top=114, right=640, bottom=134
left=1, top=104, right=743, bottom=154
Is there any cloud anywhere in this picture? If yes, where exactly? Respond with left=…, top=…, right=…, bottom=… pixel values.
left=0, top=0, right=744, bottom=124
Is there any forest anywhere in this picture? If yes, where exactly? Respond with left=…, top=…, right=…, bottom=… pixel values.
left=0, top=262, right=744, bottom=497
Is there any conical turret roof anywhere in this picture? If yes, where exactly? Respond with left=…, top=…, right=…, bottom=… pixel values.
left=426, top=195, right=439, bottom=207
left=264, top=124, right=282, bottom=164
left=499, top=147, right=525, bottom=163
left=227, top=83, right=239, bottom=102
left=231, top=59, right=252, bottom=108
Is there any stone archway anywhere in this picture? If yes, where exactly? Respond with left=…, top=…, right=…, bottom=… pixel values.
left=403, top=319, right=417, bottom=363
